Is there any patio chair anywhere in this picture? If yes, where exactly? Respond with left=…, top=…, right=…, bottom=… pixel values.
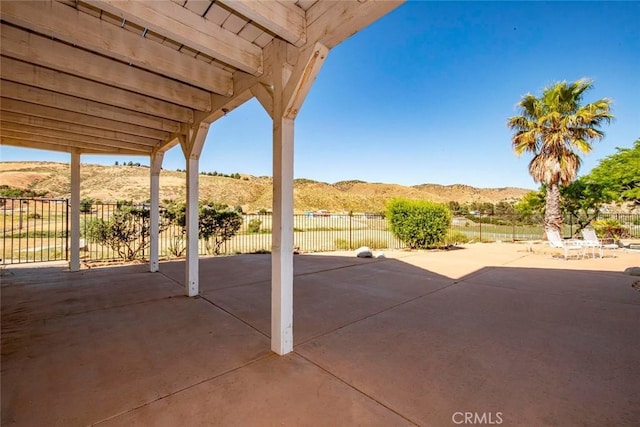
left=545, top=229, right=584, bottom=260
left=581, top=228, right=619, bottom=258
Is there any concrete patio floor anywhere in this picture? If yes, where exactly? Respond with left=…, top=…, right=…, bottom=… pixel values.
left=2, top=243, right=639, bottom=426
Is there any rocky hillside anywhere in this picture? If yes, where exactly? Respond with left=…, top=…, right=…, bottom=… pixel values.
left=0, top=162, right=531, bottom=213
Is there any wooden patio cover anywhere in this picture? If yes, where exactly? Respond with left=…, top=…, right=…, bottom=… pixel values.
left=0, top=0, right=404, bottom=354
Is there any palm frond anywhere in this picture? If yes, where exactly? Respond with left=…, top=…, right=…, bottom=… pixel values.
left=512, top=130, right=539, bottom=154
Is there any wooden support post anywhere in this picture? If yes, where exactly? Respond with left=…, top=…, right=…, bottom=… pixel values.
left=149, top=151, right=164, bottom=273
left=271, top=114, right=295, bottom=355
left=185, top=155, right=199, bottom=296
left=263, top=40, right=328, bottom=355
left=181, top=123, right=210, bottom=297
left=69, top=150, right=81, bottom=271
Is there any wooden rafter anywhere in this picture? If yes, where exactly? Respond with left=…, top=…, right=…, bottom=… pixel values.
left=84, top=0, right=264, bottom=75
left=218, top=0, right=306, bottom=47
left=1, top=24, right=212, bottom=111
left=0, top=126, right=153, bottom=154
left=0, top=81, right=181, bottom=133
left=0, top=112, right=160, bottom=146
left=0, top=136, right=144, bottom=155
left=0, top=98, right=170, bottom=140
left=1, top=57, right=194, bottom=123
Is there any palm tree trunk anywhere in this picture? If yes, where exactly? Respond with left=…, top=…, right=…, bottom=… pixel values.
left=545, top=183, right=563, bottom=232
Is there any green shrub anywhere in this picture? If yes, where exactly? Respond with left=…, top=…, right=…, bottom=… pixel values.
left=161, top=201, right=242, bottom=256
left=386, top=199, right=452, bottom=249
left=199, top=205, right=243, bottom=255
left=84, top=205, right=151, bottom=261
left=0, top=185, right=47, bottom=198
left=167, top=232, right=186, bottom=258
left=80, top=198, right=94, bottom=213
left=247, top=219, right=262, bottom=233
left=591, top=218, right=628, bottom=240
left=161, top=201, right=187, bottom=257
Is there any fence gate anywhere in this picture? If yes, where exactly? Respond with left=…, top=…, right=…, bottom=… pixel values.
left=1, top=198, right=69, bottom=265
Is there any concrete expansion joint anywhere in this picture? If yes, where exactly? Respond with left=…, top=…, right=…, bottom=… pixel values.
left=91, top=353, right=273, bottom=426
left=295, top=281, right=457, bottom=348
left=200, top=294, right=270, bottom=340
left=294, top=352, right=420, bottom=427
left=158, top=271, right=184, bottom=289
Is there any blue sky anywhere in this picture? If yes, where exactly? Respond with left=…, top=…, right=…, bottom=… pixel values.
left=1, top=1, right=638, bottom=190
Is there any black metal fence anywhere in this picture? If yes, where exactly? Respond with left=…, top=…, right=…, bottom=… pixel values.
left=0, top=198, right=69, bottom=264
left=1, top=197, right=638, bottom=265
left=77, top=209, right=406, bottom=262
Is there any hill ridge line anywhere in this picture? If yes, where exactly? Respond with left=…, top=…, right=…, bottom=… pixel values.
left=0, top=161, right=531, bottom=213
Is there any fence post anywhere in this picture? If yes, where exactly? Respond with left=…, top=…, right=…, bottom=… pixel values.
left=349, top=213, right=353, bottom=250
left=65, top=198, right=69, bottom=261
left=479, top=215, right=482, bottom=242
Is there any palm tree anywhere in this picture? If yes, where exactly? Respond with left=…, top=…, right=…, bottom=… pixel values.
left=507, top=79, right=613, bottom=233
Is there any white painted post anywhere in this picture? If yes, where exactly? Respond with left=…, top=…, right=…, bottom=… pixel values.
left=185, top=156, right=199, bottom=296
left=69, top=150, right=81, bottom=271
left=269, top=39, right=296, bottom=355
left=256, top=41, right=327, bottom=355
left=149, top=151, right=164, bottom=272
left=271, top=115, right=295, bottom=355
left=181, top=123, right=209, bottom=297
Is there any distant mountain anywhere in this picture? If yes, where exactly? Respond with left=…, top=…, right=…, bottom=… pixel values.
left=0, top=162, right=532, bottom=213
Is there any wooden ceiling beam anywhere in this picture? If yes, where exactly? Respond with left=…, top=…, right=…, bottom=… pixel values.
left=217, top=0, right=306, bottom=47
left=1, top=57, right=194, bottom=123
left=0, top=0, right=233, bottom=95
left=0, top=111, right=159, bottom=146
left=0, top=81, right=181, bottom=133
left=0, top=136, right=145, bottom=155
left=0, top=98, right=170, bottom=140
left=0, top=128, right=153, bottom=154
left=85, top=0, right=264, bottom=75
left=0, top=24, right=211, bottom=111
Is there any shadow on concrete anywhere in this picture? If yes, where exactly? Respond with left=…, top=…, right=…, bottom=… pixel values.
left=297, top=264, right=640, bottom=426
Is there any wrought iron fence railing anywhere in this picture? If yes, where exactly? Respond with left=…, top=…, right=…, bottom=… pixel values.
left=1, top=198, right=69, bottom=264
left=1, top=197, right=638, bottom=265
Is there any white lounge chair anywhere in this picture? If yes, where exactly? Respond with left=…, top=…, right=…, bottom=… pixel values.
left=546, top=229, right=584, bottom=260
left=581, top=228, right=619, bottom=258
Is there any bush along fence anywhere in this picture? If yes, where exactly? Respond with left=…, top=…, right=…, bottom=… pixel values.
left=1, top=197, right=638, bottom=264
